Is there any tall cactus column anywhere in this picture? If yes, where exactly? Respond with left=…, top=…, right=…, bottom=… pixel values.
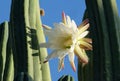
left=0, top=22, right=14, bottom=81
left=1, top=0, right=51, bottom=81
left=77, top=0, right=120, bottom=81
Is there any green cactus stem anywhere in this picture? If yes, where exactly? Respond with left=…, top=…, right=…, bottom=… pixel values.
left=78, top=0, right=120, bottom=81
left=0, top=0, right=51, bottom=81
left=0, top=22, right=14, bottom=81
left=10, top=0, right=51, bottom=81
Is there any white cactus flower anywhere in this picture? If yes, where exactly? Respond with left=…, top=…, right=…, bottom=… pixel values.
left=40, top=12, right=92, bottom=72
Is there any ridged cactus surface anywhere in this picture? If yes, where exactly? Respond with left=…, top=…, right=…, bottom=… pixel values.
left=0, top=22, right=14, bottom=81
left=78, top=0, right=120, bottom=81
left=0, top=0, right=51, bottom=81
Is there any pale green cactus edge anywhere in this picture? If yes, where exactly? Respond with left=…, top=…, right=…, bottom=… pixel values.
left=0, top=22, right=14, bottom=81
left=78, top=0, right=120, bottom=81
left=0, top=0, right=51, bottom=81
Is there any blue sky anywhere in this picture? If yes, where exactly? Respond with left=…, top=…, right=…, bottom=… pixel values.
left=0, top=0, right=120, bottom=81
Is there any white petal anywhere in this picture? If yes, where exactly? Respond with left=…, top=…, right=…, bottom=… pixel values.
left=42, top=24, right=52, bottom=30
left=71, top=20, right=78, bottom=32
left=74, top=45, right=89, bottom=64
left=44, top=23, right=68, bottom=37
left=54, top=23, right=64, bottom=30
left=78, top=31, right=89, bottom=39
left=40, top=42, right=60, bottom=49
left=58, top=50, right=68, bottom=59
left=58, top=58, right=64, bottom=72
left=66, top=16, right=72, bottom=27
left=45, top=49, right=68, bottom=61
left=68, top=52, right=75, bottom=62
left=78, top=23, right=90, bottom=34
left=68, top=52, right=76, bottom=71
left=53, top=23, right=73, bottom=36
left=44, top=29, right=53, bottom=37
left=45, top=50, right=59, bottom=61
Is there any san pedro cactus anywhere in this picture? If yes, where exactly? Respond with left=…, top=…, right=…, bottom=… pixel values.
left=0, top=22, right=14, bottom=81
left=58, top=75, right=74, bottom=81
left=0, top=0, right=51, bottom=81
left=78, top=0, right=120, bottom=81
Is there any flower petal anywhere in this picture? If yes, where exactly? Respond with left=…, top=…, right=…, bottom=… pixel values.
left=70, top=61, right=76, bottom=72
left=68, top=52, right=76, bottom=72
left=80, top=38, right=92, bottom=44
left=78, top=19, right=89, bottom=28
left=53, top=23, right=73, bottom=35
left=80, top=41, right=93, bottom=50
left=40, top=42, right=61, bottom=49
left=62, top=11, right=66, bottom=24
left=78, top=31, right=89, bottom=39
left=71, top=20, right=78, bottom=33
left=66, top=16, right=72, bottom=27
left=58, top=58, right=64, bottom=72
left=74, top=45, right=89, bottom=64
left=43, top=50, right=58, bottom=63
left=42, top=24, right=52, bottom=30
left=78, top=23, right=90, bottom=34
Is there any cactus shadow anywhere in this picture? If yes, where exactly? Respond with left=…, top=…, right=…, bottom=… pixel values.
left=26, top=27, right=40, bottom=57
left=26, top=27, right=39, bottom=50
left=14, top=72, right=33, bottom=81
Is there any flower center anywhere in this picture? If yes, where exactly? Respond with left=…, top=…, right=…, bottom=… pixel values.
left=63, top=36, right=73, bottom=49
